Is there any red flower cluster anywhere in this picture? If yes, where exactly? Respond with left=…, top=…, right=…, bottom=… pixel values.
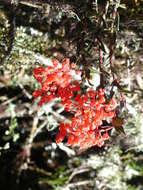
left=33, top=59, right=80, bottom=106
left=33, top=59, right=117, bottom=149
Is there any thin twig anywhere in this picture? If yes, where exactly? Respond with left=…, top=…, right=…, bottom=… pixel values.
left=95, top=0, right=98, bottom=13
left=97, top=1, right=109, bottom=88
left=65, top=180, right=93, bottom=188
left=104, top=1, right=110, bottom=19
left=20, top=0, right=43, bottom=9
left=1, top=93, right=22, bottom=106
left=18, top=83, right=32, bottom=99
left=50, top=110, right=71, bottom=123
left=109, top=1, right=126, bottom=107
left=58, top=143, right=75, bottom=157
left=28, top=165, right=52, bottom=176
left=66, top=167, right=90, bottom=184
left=99, top=47, right=104, bottom=87
left=27, top=115, right=47, bottom=145
left=110, top=1, right=118, bottom=80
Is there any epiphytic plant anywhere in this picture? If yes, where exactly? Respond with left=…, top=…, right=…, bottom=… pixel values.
left=33, top=58, right=119, bottom=149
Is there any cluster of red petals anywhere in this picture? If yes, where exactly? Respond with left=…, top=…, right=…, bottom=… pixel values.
left=33, top=59, right=117, bottom=149
left=33, top=59, right=80, bottom=106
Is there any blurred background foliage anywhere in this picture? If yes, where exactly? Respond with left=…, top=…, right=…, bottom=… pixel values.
left=0, top=0, right=143, bottom=189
